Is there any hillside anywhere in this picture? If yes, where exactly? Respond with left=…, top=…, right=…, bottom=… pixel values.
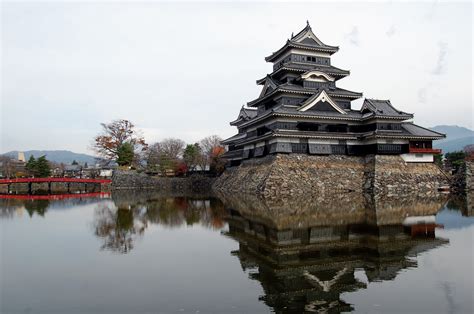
left=431, top=125, right=474, bottom=154
left=2, top=150, right=97, bottom=165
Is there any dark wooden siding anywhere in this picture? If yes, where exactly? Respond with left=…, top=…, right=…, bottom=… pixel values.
left=303, top=81, right=335, bottom=89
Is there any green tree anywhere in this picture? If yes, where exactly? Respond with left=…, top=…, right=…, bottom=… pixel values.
left=71, top=160, right=78, bottom=165
left=445, top=151, right=466, bottom=172
left=434, top=154, right=443, bottom=167
left=25, top=155, right=37, bottom=177
left=183, top=143, right=201, bottom=172
left=35, top=156, right=51, bottom=177
left=117, top=142, right=135, bottom=166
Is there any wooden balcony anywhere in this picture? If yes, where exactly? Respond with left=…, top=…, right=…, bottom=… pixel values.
left=409, top=147, right=442, bottom=154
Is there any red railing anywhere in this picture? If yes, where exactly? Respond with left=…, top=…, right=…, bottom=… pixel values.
left=409, top=147, right=442, bottom=154
left=0, top=178, right=112, bottom=184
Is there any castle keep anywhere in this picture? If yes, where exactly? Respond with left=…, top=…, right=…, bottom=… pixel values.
left=222, top=22, right=444, bottom=166
left=215, top=22, right=448, bottom=196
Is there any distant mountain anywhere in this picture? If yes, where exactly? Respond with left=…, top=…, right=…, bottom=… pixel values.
left=431, top=125, right=474, bottom=154
left=2, top=150, right=98, bottom=165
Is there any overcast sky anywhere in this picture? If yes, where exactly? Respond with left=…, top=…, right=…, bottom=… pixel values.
left=1, top=1, right=472, bottom=154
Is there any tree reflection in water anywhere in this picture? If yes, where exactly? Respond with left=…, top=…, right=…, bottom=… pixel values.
left=24, top=200, right=50, bottom=217
left=93, top=192, right=227, bottom=253
left=93, top=204, right=147, bottom=254
left=144, top=197, right=226, bottom=229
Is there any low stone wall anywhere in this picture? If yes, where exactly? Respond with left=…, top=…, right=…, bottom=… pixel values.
left=111, top=170, right=215, bottom=194
left=213, top=154, right=449, bottom=197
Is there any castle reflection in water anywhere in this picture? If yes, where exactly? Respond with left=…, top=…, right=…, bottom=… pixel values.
left=1, top=190, right=472, bottom=313
left=220, top=192, right=453, bottom=313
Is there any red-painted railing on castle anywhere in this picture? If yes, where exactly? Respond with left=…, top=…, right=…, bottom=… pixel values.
left=0, top=178, right=112, bottom=184
left=408, top=147, right=442, bottom=154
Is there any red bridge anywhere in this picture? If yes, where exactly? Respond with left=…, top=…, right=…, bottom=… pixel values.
left=0, top=177, right=112, bottom=194
left=0, top=178, right=111, bottom=184
left=0, top=192, right=111, bottom=200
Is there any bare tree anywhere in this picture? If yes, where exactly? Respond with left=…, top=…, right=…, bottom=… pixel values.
left=145, top=143, right=161, bottom=172
left=199, top=135, right=223, bottom=157
left=199, top=135, right=225, bottom=173
left=146, top=138, right=185, bottom=175
left=0, top=156, right=15, bottom=178
left=158, top=138, right=185, bottom=160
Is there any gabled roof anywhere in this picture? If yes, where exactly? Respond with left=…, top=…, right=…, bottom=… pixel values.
left=298, top=90, right=347, bottom=114
left=265, top=22, right=339, bottom=62
left=361, top=99, right=413, bottom=119
left=230, top=106, right=258, bottom=126
left=258, top=75, right=279, bottom=97
left=291, top=21, right=336, bottom=47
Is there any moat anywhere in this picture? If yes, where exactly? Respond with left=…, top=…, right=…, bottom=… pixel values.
left=1, top=191, right=473, bottom=313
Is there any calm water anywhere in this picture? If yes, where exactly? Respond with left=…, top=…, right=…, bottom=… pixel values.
left=0, top=191, right=473, bottom=314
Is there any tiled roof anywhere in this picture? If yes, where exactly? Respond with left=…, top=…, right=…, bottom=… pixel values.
left=248, top=84, right=362, bottom=106
left=273, top=105, right=364, bottom=119
left=275, top=83, right=362, bottom=98
left=401, top=123, right=446, bottom=138
left=221, top=133, right=247, bottom=144
left=265, top=23, right=341, bottom=62
left=257, top=65, right=350, bottom=85
left=362, top=99, right=413, bottom=118
left=230, top=107, right=258, bottom=126
left=265, top=41, right=339, bottom=62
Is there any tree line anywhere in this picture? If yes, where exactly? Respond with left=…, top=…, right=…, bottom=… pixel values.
left=25, top=155, right=51, bottom=177
left=93, top=119, right=226, bottom=176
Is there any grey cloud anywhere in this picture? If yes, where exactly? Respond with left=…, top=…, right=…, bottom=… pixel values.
left=386, top=25, right=396, bottom=37
left=432, top=42, right=448, bottom=75
left=418, top=87, right=427, bottom=103
left=345, top=26, right=359, bottom=46
left=424, top=0, right=439, bottom=20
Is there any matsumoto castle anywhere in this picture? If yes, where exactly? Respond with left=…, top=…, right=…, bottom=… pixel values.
left=222, top=22, right=444, bottom=166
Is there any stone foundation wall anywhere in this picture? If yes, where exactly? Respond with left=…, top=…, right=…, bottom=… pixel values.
left=466, top=160, right=474, bottom=191
left=213, top=154, right=448, bottom=197
left=373, top=155, right=449, bottom=195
